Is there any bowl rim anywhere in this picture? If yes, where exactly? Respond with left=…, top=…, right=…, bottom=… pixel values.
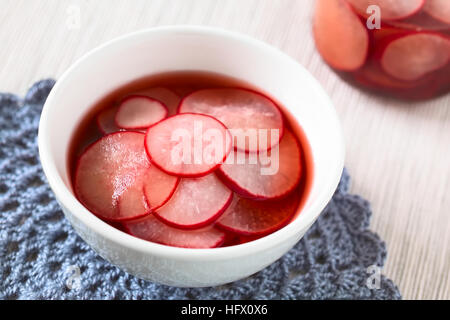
left=38, top=25, right=345, bottom=261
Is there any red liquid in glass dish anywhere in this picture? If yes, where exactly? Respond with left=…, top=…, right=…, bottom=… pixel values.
left=68, top=71, right=314, bottom=248
left=314, top=0, right=450, bottom=100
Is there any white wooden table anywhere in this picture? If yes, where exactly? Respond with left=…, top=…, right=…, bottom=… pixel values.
left=1, top=0, right=448, bottom=300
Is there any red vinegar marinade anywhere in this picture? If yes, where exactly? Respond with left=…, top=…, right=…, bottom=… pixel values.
left=69, top=71, right=314, bottom=248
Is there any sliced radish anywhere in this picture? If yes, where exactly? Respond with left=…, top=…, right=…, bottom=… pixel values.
left=75, top=132, right=152, bottom=221
left=217, top=130, right=302, bottom=200
left=142, top=165, right=180, bottom=211
left=346, top=0, right=425, bottom=21
left=133, top=87, right=180, bottom=116
left=424, top=0, right=450, bottom=24
left=178, top=88, right=283, bottom=153
left=314, top=0, right=369, bottom=71
left=117, top=176, right=149, bottom=220
left=154, top=174, right=232, bottom=229
left=115, top=95, right=167, bottom=130
left=381, top=33, right=450, bottom=81
left=145, top=113, right=232, bottom=177
left=118, top=164, right=180, bottom=218
left=217, top=191, right=299, bottom=236
left=96, top=106, right=121, bottom=134
left=124, top=215, right=225, bottom=248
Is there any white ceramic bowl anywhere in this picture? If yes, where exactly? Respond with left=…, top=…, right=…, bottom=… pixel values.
left=38, top=26, right=344, bottom=287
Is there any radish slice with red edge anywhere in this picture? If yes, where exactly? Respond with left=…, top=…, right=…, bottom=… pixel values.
left=96, top=106, right=121, bottom=134
left=424, top=0, right=450, bottom=24
left=118, top=164, right=180, bottom=218
left=314, top=0, right=369, bottom=71
left=124, top=215, right=225, bottom=248
left=346, top=0, right=425, bottom=21
left=217, top=130, right=302, bottom=200
left=217, top=191, right=300, bottom=236
left=115, top=95, right=167, bottom=130
left=154, top=174, right=232, bottom=230
left=143, top=165, right=180, bottom=211
left=178, top=88, right=283, bottom=153
left=75, top=132, right=151, bottom=221
left=145, top=113, right=232, bottom=177
left=117, top=177, right=149, bottom=219
left=133, top=87, right=180, bottom=116
left=381, top=33, right=450, bottom=81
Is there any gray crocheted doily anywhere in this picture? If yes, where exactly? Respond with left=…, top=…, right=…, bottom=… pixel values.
left=0, top=80, right=401, bottom=300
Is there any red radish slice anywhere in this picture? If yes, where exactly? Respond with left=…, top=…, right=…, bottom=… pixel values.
left=381, top=33, right=450, bottom=81
left=142, top=165, right=180, bottom=211
left=124, top=215, right=225, bottom=248
left=96, top=106, right=121, bottom=134
left=145, top=113, right=232, bottom=177
left=217, top=130, right=302, bottom=200
left=75, top=132, right=151, bottom=221
left=424, top=0, right=450, bottom=24
left=133, top=87, right=180, bottom=116
left=346, top=0, right=425, bottom=21
left=217, top=191, right=300, bottom=236
left=178, top=88, right=283, bottom=153
left=314, top=0, right=369, bottom=71
left=115, top=95, right=167, bottom=130
left=154, top=174, right=232, bottom=229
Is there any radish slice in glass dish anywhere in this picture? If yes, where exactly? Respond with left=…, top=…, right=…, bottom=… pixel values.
left=313, top=0, right=450, bottom=100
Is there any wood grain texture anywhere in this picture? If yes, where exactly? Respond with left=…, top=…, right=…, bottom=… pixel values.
left=0, top=0, right=448, bottom=300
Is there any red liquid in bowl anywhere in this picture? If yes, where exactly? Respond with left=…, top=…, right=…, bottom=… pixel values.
left=68, top=71, right=314, bottom=248
left=314, top=0, right=450, bottom=100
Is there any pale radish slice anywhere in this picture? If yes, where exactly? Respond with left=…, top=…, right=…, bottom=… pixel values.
left=118, top=164, right=180, bottom=218
left=115, top=95, right=167, bottom=130
left=314, top=0, right=369, bottom=71
left=346, top=0, right=425, bottom=21
left=381, top=33, right=450, bottom=81
left=217, top=130, right=302, bottom=200
left=142, top=165, right=180, bottom=211
left=133, top=87, right=180, bottom=116
left=75, top=132, right=151, bottom=221
left=124, top=215, right=225, bottom=248
left=424, top=0, right=450, bottom=24
left=96, top=106, right=121, bottom=134
left=145, top=113, right=232, bottom=177
left=178, top=88, right=283, bottom=153
left=154, top=174, right=233, bottom=229
left=118, top=176, right=150, bottom=220
left=217, top=191, right=300, bottom=236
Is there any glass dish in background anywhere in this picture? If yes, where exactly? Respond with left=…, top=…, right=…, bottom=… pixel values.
left=314, top=0, right=450, bottom=100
